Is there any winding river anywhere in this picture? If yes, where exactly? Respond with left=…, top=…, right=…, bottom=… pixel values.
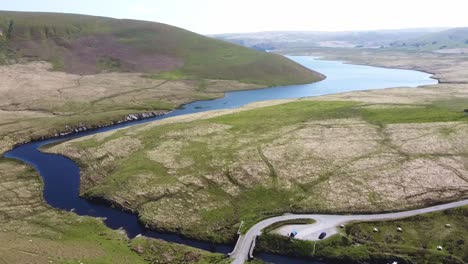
left=4, top=56, right=436, bottom=263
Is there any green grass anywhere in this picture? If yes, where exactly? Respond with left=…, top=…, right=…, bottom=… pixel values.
left=144, top=69, right=192, bottom=80
left=257, top=207, right=468, bottom=264
left=50, top=55, right=65, bottom=71
left=130, top=237, right=230, bottom=264
left=361, top=106, right=466, bottom=124
left=212, top=100, right=358, bottom=132
left=97, top=56, right=122, bottom=72
left=30, top=212, right=148, bottom=264
left=211, top=100, right=467, bottom=130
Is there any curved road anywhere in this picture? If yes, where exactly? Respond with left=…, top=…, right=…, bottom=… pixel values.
left=229, top=199, right=468, bottom=264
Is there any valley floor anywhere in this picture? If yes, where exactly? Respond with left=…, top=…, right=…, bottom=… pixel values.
left=46, top=49, right=468, bottom=263
left=2, top=48, right=468, bottom=263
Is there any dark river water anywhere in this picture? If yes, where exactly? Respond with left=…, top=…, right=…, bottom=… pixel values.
left=3, top=56, right=436, bottom=263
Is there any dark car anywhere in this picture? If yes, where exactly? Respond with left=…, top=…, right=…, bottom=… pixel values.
left=289, top=231, right=298, bottom=238
left=318, top=232, right=327, bottom=239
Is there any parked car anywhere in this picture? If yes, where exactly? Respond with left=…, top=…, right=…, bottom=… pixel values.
left=318, top=232, right=327, bottom=239
left=289, top=231, right=298, bottom=238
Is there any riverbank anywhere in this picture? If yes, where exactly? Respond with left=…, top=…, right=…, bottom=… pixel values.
left=0, top=157, right=231, bottom=263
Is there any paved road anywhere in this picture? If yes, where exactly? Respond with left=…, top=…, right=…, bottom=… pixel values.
left=229, top=199, right=468, bottom=264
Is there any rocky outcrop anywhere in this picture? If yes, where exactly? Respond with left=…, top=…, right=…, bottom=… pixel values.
left=9, top=111, right=170, bottom=149
left=51, top=111, right=169, bottom=137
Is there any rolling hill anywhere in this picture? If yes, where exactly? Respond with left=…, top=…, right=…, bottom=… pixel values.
left=213, top=28, right=446, bottom=50
left=214, top=28, right=468, bottom=53
left=0, top=11, right=323, bottom=85
left=388, top=27, right=468, bottom=52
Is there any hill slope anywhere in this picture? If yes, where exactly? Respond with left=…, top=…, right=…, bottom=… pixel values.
left=389, top=27, right=468, bottom=51
left=0, top=11, right=323, bottom=85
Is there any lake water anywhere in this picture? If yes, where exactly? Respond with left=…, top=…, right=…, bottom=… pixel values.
left=4, top=56, right=436, bottom=264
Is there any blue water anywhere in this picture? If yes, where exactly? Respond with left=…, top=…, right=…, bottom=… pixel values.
left=157, top=56, right=435, bottom=115
left=3, top=56, right=436, bottom=263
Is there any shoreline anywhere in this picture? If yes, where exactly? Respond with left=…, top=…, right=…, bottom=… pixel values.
left=278, top=49, right=468, bottom=85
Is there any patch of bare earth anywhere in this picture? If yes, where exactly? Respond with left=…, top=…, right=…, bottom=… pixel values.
left=148, top=140, right=194, bottom=170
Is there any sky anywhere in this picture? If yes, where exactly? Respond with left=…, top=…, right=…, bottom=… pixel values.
left=1, top=0, right=468, bottom=34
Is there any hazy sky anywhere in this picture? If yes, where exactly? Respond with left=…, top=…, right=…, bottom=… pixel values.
left=1, top=0, right=468, bottom=34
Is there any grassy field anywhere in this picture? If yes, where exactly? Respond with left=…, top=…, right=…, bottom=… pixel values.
left=0, top=157, right=229, bottom=264
left=257, top=206, right=468, bottom=264
left=48, top=96, right=468, bottom=244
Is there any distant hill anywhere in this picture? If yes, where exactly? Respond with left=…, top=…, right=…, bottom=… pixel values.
left=388, top=28, right=468, bottom=52
left=213, top=28, right=446, bottom=50
left=0, top=11, right=323, bottom=86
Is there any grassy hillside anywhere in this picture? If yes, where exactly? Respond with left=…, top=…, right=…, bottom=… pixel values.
left=0, top=11, right=323, bottom=85
left=0, top=158, right=228, bottom=264
left=388, top=27, right=468, bottom=51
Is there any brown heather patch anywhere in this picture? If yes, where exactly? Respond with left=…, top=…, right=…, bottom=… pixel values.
left=228, top=147, right=271, bottom=187
left=387, top=122, right=468, bottom=155
left=262, top=119, right=381, bottom=184
left=139, top=190, right=232, bottom=232
left=93, top=137, right=142, bottom=159
left=148, top=140, right=194, bottom=170
left=165, top=123, right=232, bottom=138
